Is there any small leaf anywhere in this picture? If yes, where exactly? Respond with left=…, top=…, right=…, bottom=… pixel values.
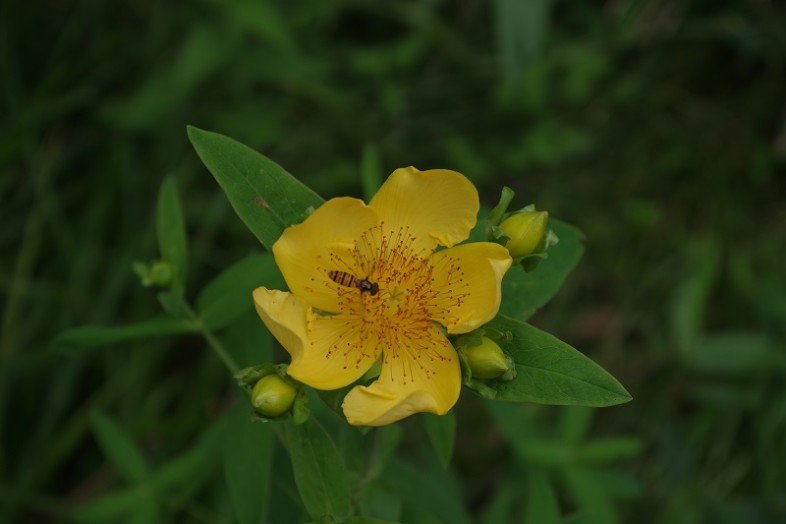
left=157, top=289, right=183, bottom=316
left=670, top=239, right=720, bottom=352
left=196, top=253, right=284, bottom=330
left=525, top=470, right=560, bottom=524
left=479, top=484, right=516, bottom=524
left=73, top=411, right=229, bottom=522
left=90, top=412, right=150, bottom=484
left=487, top=186, right=515, bottom=226
left=341, top=518, right=404, bottom=524
left=499, top=219, right=584, bottom=321
left=281, top=417, right=351, bottom=519
left=71, top=487, right=157, bottom=524
left=187, top=126, right=324, bottom=249
left=363, top=425, right=404, bottom=484
left=558, top=407, right=594, bottom=444
left=479, top=315, right=631, bottom=407
left=574, top=437, right=643, bottom=465
left=224, top=406, right=274, bottom=524
left=562, top=467, right=619, bottom=524
left=422, top=412, right=456, bottom=468
left=383, top=458, right=473, bottom=524
left=679, top=331, right=786, bottom=375
left=156, top=176, right=188, bottom=286
left=156, top=177, right=188, bottom=316
left=50, top=316, right=198, bottom=355
left=361, top=143, right=383, bottom=201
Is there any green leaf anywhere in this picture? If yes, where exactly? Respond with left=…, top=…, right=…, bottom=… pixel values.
left=90, top=412, right=150, bottom=484
left=574, top=437, right=643, bottom=465
left=362, top=425, right=404, bottom=487
left=361, top=143, right=383, bottom=201
left=281, top=418, right=351, bottom=519
left=670, top=239, right=720, bottom=352
left=196, top=253, right=284, bottom=330
left=71, top=486, right=158, bottom=524
left=384, top=458, right=472, bottom=524
left=341, top=518, right=404, bottom=524
left=73, top=410, right=228, bottom=522
left=421, top=412, right=455, bottom=468
left=187, top=126, right=324, bottom=249
left=156, top=177, right=188, bottom=316
left=525, top=470, right=560, bottom=524
left=156, top=176, right=188, bottom=285
left=479, top=484, right=516, bottom=524
left=480, top=315, right=631, bottom=406
left=356, top=484, right=403, bottom=523
left=50, top=316, right=198, bottom=355
left=558, top=407, right=594, bottom=444
left=224, top=406, right=273, bottom=524
left=679, top=331, right=786, bottom=375
left=157, top=289, right=183, bottom=317
left=495, top=0, right=551, bottom=84
left=562, top=467, right=619, bottom=524
left=499, top=219, right=584, bottom=321
left=487, top=186, right=515, bottom=226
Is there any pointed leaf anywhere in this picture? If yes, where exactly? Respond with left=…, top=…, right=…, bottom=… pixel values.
left=341, top=519, right=404, bottom=524
left=481, top=315, right=631, bottom=406
left=574, top=437, right=643, bottom=465
left=90, top=412, right=150, bottom=483
left=281, top=417, right=351, bottom=519
left=74, top=411, right=228, bottom=522
left=525, top=470, right=561, bottom=524
left=156, top=177, right=188, bottom=317
left=50, top=316, right=198, bottom=355
left=224, top=407, right=273, bottom=524
left=187, top=126, right=324, bottom=249
left=383, top=458, right=472, bottom=524
left=421, top=412, right=456, bottom=468
left=71, top=486, right=157, bottom=524
left=156, top=176, right=188, bottom=286
left=361, top=143, right=383, bottom=201
left=679, top=331, right=786, bottom=375
left=479, top=484, right=516, bottom=524
left=562, top=467, right=619, bottom=524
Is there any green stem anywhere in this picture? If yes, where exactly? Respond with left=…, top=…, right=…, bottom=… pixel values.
left=181, top=301, right=240, bottom=375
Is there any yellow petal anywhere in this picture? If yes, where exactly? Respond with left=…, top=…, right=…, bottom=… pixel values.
left=252, top=287, right=309, bottom=362
left=272, top=197, right=380, bottom=313
left=253, top=287, right=381, bottom=390
left=288, top=312, right=382, bottom=390
left=426, top=242, right=512, bottom=334
left=341, top=324, right=461, bottom=426
left=369, top=167, right=479, bottom=253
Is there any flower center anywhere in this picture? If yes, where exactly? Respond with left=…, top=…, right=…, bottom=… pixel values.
left=319, top=223, right=470, bottom=381
left=353, top=224, right=434, bottom=322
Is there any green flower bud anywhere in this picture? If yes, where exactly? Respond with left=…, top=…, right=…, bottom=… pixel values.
left=251, top=374, right=297, bottom=417
left=133, top=259, right=173, bottom=287
left=499, top=210, right=549, bottom=258
left=461, top=336, right=510, bottom=379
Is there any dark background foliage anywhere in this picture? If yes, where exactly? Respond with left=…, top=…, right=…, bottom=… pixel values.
left=2, top=0, right=785, bottom=522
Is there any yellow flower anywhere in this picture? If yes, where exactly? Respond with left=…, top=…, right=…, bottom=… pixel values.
left=253, top=167, right=512, bottom=426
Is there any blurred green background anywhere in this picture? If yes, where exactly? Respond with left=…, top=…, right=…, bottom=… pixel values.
left=2, top=0, right=785, bottom=522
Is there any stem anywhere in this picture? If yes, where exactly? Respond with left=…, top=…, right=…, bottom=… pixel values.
left=181, top=301, right=240, bottom=375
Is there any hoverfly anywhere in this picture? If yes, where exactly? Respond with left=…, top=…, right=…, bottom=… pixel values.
left=328, top=270, right=379, bottom=296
